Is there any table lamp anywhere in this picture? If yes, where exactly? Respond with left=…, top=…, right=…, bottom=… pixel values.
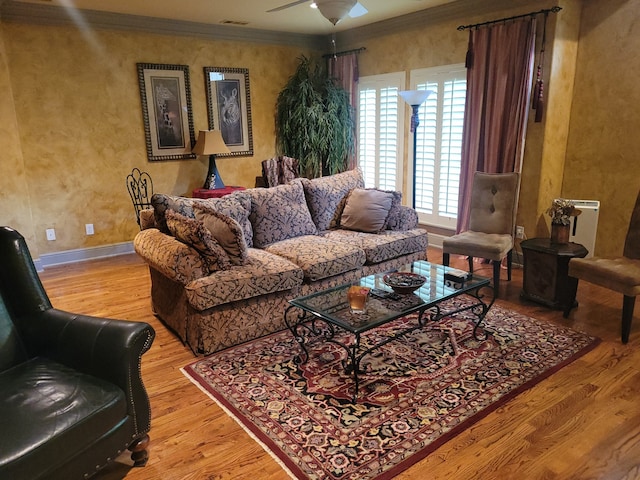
left=192, top=130, right=231, bottom=189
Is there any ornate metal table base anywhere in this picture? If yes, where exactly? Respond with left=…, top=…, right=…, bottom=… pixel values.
left=284, top=284, right=495, bottom=403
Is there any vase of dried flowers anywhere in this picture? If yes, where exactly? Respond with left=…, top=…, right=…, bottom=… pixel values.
left=546, top=199, right=581, bottom=244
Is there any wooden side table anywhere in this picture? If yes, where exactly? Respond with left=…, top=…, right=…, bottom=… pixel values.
left=192, top=186, right=246, bottom=199
left=520, top=238, right=588, bottom=310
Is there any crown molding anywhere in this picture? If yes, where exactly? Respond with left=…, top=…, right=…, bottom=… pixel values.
left=0, top=0, right=540, bottom=54
left=0, top=0, right=326, bottom=50
left=333, top=0, right=539, bottom=48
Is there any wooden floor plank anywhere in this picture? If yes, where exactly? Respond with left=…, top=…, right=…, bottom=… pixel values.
left=36, top=248, right=640, bottom=479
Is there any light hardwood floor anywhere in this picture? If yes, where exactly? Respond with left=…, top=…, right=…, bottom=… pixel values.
left=38, top=248, right=640, bottom=480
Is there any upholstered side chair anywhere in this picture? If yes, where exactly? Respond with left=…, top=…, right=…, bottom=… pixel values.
left=442, top=172, right=520, bottom=297
left=566, top=189, right=640, bottom=343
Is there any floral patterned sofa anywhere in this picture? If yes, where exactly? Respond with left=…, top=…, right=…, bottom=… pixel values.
left=134, top=169, right=428, bottom=355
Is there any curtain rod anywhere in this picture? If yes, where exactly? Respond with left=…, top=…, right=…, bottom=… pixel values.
left=322, top=47, right=366, bottom=59
left=457, top=6, right=562, bottom=31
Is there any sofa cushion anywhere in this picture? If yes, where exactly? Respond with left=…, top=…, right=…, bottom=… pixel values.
left=194, top=204, right=248, bottom=266
left=340, top=188, right=395, bottom=233
left=322, top=228, right=429, bottom=265
left=301, top=168, right=365, bottom=231
left=184, top=249, right=304, bottom=310
left=248, top=179, right=317, bottom=248
left=165, top=210, right=232, bottom=272
left=0, top=358, right=126, bottom=478
left=264, top=235, right=366, bottom=281
left=151, top=192, right=253, bottom=247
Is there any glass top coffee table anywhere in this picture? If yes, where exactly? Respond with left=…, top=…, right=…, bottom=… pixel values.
left=284, top=260, right=495, bottom=402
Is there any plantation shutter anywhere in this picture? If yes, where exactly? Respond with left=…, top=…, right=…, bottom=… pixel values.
left=412, top=65, right=467, bottom=229
left=357, top=73, right=405, bottom=191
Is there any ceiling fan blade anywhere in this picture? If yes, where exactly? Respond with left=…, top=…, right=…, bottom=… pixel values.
left=267, top=0, right=309, bottom=13
left=348, top=2, right=368, bottom=18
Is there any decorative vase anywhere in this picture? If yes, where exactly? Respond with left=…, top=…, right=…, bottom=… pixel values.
left=550, top=223, right=570, bottom=244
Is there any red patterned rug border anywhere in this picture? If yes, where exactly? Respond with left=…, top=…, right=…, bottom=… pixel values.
left=378, top=333, right=601, bottom=479
left=182, top=306, right=600, bottom=480
left=181, top=367, right=303, bottom=478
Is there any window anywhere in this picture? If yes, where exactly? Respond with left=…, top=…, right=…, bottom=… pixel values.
left=411, top=65, right=467, bottom=229
left=357, top=72, right=405, bottom=191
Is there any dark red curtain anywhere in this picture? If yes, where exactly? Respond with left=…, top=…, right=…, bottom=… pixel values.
left=328, top=52, right=359, bottom=170
left=457, top=18, right=536, bottom=232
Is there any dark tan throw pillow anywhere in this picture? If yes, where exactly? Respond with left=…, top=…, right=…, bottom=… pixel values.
left=340, top=188, right=394, bottom=233
left=165, top=210, right=232, bottom=272
left=194, top=204, right=248, bottom=266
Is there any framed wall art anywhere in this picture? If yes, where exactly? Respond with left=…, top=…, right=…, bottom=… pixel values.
left=203, top=66, right=253, bottom=157
left=137, top=63, right=196, bottom=161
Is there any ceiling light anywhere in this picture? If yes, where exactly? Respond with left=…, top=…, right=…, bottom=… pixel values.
left=315, top=0, right=357, bottom=25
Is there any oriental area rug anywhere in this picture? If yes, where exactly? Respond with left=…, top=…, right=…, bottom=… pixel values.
left=182, top=298, right=599, bottom=480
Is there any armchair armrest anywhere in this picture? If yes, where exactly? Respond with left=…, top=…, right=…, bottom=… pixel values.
left=22, top=309, right=155, bottom=435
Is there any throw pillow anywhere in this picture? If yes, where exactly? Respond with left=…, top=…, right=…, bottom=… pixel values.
left=382, top=190, right=403, bottom=230
left=199, top=192, right=254, bottom=248
left=340, top=188, right=394, bottom=233
left=165, top=210, right=232, bottom=272
left=248, top=179, right=317, bottom=248
left=300, top=168, right=365, bottom=231
left=194, top=204, right=249, bottom=266
left=151, top=193, right=197, bottom=234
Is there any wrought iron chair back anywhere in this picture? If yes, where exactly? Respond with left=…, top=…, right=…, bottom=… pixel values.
left=126, top=168, right=153, bottom=227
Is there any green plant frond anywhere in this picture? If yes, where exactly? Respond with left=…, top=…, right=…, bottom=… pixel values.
left=274, top=55, right=355, bottom=178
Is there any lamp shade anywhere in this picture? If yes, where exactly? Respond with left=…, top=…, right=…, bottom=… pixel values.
left=398, top=90, right=433, bottom=107
left=192, top=130, right=230, bottom=156
left=316, top=0, right=357, bottom=25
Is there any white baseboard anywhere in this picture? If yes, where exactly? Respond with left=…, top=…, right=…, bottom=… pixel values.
left=35, top=241, right=135, bottom=272
left=427, top=232, right=445, bottom=249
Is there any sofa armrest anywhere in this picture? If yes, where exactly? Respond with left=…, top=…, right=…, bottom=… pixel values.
left=134, top=228, right=207, bottom=284
left=22, top=309, right=155, bottom=435
left=387, top=205, right=419, bottom=230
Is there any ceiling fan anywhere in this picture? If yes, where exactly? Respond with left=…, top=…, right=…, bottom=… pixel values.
left=267, top=0, right=368, bottom=25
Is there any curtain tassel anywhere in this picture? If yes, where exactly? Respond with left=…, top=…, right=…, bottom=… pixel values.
left=535, top=81, right=544, bottom=122
left=465, top=31, right=474, bottom=68
left=533, top=12, right=548, bottom=123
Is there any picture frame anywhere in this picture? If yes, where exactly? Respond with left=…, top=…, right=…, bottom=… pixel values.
left=137, top=63, right=196, bottom=161
left=203, top=66, right=253, bottom=157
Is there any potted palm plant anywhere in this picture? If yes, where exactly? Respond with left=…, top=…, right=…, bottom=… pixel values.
left=275, top=55, right=354, bottom=178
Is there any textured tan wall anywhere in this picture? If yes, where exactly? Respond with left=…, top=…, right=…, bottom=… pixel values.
left=1, top=22, right=307, bottom=255
left=563, top=0, right=640, bottom=256
left=2, top=0, right=637, bottom=259
left=0, top=30, right=38, bottom=256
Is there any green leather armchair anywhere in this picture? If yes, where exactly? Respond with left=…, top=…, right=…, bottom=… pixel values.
left=0, top=226, right=156, bottom=480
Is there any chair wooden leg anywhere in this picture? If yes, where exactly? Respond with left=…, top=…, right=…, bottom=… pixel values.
left=468, top=256, right=474, bottom=273
left=443, top=253, right=450, bottom=266
left=622, top=295, right=636, bottom=344
left=129, top=434, right=150, bottom=467
left=507, top=250, right=513, bottom=281
left=492, top=260, right=501, bottom=298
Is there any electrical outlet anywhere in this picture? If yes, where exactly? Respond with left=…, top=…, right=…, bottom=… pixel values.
left=85, top=223, right=94, bottom=235
left=46, top=228, right=56, bottom=241
left=516, top=226, right=525, bottom=239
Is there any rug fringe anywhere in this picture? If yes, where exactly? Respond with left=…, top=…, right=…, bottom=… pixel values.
left=179, top=367, right=299, bottom=480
